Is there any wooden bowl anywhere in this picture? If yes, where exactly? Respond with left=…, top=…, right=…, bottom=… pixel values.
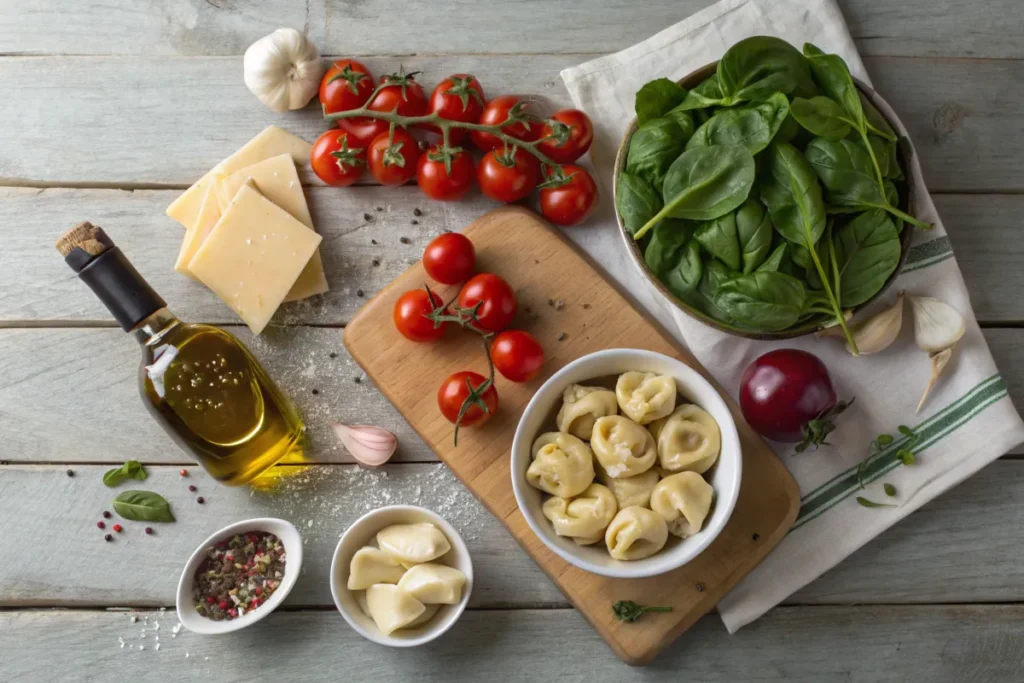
left=612, top=62, right=917, bottom=340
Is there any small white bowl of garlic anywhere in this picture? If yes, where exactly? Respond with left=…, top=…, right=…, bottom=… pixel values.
left=330, top=505, right=473, bottom=647
left=511, top=348, right=742, bottom=579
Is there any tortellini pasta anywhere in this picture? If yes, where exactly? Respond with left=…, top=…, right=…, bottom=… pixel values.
left=650, top=472, right=714, bottom=538
left=377, top=523, right=451, bottom=565
left=590, top=415, right=657, bottom=478
left=542, top=483, right=618, bottom=545
left=556, top=384, right=618, bottom=439
left=648, top=404, right=721, bottom=474
left=347, top=546, right=407, bottom=590
left=365, top=583, right=427, bottom=635
left=615, top=372, right=677, bottom=424
left=356, top=589, right=440, bottom=628
left=527, top=432, right=596, bottom=497
left=604, top=506, right=669, bottom=561
left=397, top=563, right=467, bottom=605
left=596, top=466, right=660, bottom=509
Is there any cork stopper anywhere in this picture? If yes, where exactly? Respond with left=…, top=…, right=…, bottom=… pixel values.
left=55, top=221, right=114, bottom=258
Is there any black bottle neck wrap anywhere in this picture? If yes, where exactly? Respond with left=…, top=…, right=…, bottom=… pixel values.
left=71, top=247, right=166, bottom=331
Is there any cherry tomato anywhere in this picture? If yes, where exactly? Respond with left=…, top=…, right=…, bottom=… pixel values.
left=393, top=288, right=446, bottom=342
left=739, top=349, right=841, bottom=444
left=538, top=164, right=598, bottom=227
left=320, top=59, right=375, bottom=116
left=367, top=129, right=420, bottom=186
left=367, top=69, right=428, bottom=118
left=490, top=330, right=545, bottom=382
left=416, top=144, right=476, bottom=201
left=423, top=233, right=476, bottom=285
left=336, top=116, right=389, bottom=150
left=457, top=273, right=517, bottom=333
left=427, top=74, right=485, bottom=144
left=437, top=371, right=499, bottom=429
left=470, top=95, right=542, bottom=151
left=310, top=130, right=365, bottom=187
left=476, top=147, right=540, bottom=203
left=537, top=109, right=594, bottom=164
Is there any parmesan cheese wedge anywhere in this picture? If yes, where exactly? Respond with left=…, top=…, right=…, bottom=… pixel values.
left=173, top=184, right=221, bottom=280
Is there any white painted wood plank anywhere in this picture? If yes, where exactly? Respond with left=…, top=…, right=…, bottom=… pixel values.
left=5, top=189, right=1024, bottom=325
left=3, top=0, right=1022, bottom=59
left=4, top=606, right=1024, bottom=681
left=0, top=464, right=561, bottom=608
left=5, top=460, right=1024, bottom=608
left=0, top=56, right=1021, bottom=191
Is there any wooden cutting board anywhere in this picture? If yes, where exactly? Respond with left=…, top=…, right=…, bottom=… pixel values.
left=344, top=206, right=799, bottom=665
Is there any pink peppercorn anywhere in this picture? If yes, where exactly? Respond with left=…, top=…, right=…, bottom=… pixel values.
left=97, top=521, right=105, bottom=529
left=218, top=600, right=229, bottom=610
left=112, top=524, right=123, bottom=533
left=206, top=596, right=216, bottom=604
left=179, top=468, right=188, bottom=477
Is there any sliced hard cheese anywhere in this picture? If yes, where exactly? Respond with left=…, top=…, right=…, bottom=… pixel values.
left=189, top=182, right=322, bottom=335
left=173, top=184, right=221, bottom=279
left=166, top=126, right=312, bottom=230
left=212, top=154, right=328, bottom=301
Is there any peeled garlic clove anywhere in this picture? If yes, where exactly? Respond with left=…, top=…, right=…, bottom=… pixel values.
left=917, top=346, right=954, bottom=413
left=332, top=424, right=398, bottom=466
left=911, top=296, right=966, bottom=353
left=819, top=293, right=903, bottom=355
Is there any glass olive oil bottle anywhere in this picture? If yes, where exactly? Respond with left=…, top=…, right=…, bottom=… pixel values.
left=57, top=222, right=304, bottom=486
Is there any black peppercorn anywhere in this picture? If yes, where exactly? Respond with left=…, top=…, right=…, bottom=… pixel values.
left=196, top=496, right=205, bottom=504
left=66, top=469, right=74, bottom=477
left=413, top=208, right=422, bottom=216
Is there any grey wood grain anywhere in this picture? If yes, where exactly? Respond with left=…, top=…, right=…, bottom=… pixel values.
left=1, top=56, right=1022, bottom=191
left=2, top=0, right=1021, bottom=59
left=5, top=460, right=1024, bottom=608
left=5, top=189, right=1024, bottom=325
left=4, top=605, right=1024, bottom=681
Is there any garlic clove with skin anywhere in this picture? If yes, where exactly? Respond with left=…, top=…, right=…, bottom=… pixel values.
left=911, top=296, right=966, bottom=353
left=332, top=424, right=398, bottom=466
left=917, top=347, right=954, bottom=413
left=243, top=28, right=324, bottom=112
left=818, top=293, right=903, bottom=355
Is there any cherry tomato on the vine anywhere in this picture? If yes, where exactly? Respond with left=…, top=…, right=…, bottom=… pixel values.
left=470, top=95, right=542, bottom=151
left=310, top=130, right=365, bottom=187
left=457, top=273, right=518, bottom=333
left=417, top=144, right=476, bottom=201
left=477, top=146, right=539, bottom=203
left=437, top=371, right=499, bottom=430
left=427, top=74, right=485, bottom=144
left=537, top=109, right=594, bottom=164
left=367, top=128, right=420, bottom=186
left=393, top=288, right=447, bottom=342
left=490, top=330, right=545, bottom=383
left=423, top=233, right=476, bottom=285
left=368, top=68, right=428, bottom=118
left=538, top=164, right=598, bottom=227
left=336, top=116, right=389, bottom=150
left=320, top=59, right=375, bottom=116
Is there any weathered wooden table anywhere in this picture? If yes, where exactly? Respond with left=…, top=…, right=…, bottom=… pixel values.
left=2, top=2, right=1023, bottom=680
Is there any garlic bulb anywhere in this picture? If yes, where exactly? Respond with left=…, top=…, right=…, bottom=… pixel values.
left=818, top=293, right=903, bottom=355
left=332, top=424, right=398, bottom=466
left=243, top=28, right=324, bottom=112
left=911, top=296, right=966, bottom=353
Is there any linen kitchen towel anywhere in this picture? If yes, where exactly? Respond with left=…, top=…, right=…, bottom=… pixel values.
left=560, top=0, right=1024, bottom=632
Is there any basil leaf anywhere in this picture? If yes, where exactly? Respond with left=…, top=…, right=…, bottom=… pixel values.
left=616, top=173, right=663, bottom=236
left=713, top=271, right=807, bottom=331
left=790, top=96, right=852, bottom=140
left=755, top=242, right=788, bottom=273
left=102, top=460, right=147, bottom=487
left=694, top=212, right=741, bottom=272
left=113, top=490, right=175, bottom=523
left=674, top=74, right=726, bottom=111
left=718, top=36, right=817, bottom=104
left=735, top=197, right=774, bottom=273
left=635, top=78, right=688, bottom=125
left=658, top=144, right=756, bottom=223
left=803, top=43, right=864, bottom=128
left=832, top=210, right=901, bottom=307
left=760, top=142, right=827, bottom=248
left=686, top=92, right=790, bottom=155
left=626, top=118, right=690, bottom=190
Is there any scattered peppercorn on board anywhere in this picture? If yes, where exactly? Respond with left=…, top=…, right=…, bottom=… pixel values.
left=344, top=206, right=800, bottom=665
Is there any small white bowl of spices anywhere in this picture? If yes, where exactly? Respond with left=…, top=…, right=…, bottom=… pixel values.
left=176, top=517, right=302, bottom=635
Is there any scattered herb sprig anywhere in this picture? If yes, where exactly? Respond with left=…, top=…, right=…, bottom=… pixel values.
left=612, top=600, right=674, bottom=623
left=855, top=424, right=919, bottom=508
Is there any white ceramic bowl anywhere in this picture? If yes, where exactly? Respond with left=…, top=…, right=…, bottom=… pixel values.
left=511, top=348, right=742, bottom=578
left=330, top=505, right=473, bottom=647
left=176, top=517, right=302, bottom=635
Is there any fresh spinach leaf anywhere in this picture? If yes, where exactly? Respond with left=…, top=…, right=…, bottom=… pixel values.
left=635, top=78, right=688, bottom=125
left=760, top=142, right=827, bottom=247
left=756, top=242, right=788, bottom=272
left=832, top=209, right=901, bottom=306
left=664, top=240, right=705, bottom=298
left=713, top=271, right=808, bottom=331
left=112, top=490, right=175, bottom=523
left=859, top=91, right=897, bottom=142
left=790, top=96, right=852, bottom=140
left=616, top=173, right=663, bottom=236
left=626, top=117, right=690, bottom=190
left=686, top=92, right=790, bottom=155
left=675, top=74, right=725, bottom=111
left=735, top=197, right=773, bottom=272
left=803, top=43, right=863, bottom=127
left=718, top=36, right=818, bottom=104
left=633, top=144, right=754, bottom=239
left=644, top=219, right=694, bottom=273
left=868, top=135, right=902, bottom=180
left=695, top=213, right=741, bottom=271
left=666, top=109, right=696, bottom=141
left=692, top=258, right=737, bottom=322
